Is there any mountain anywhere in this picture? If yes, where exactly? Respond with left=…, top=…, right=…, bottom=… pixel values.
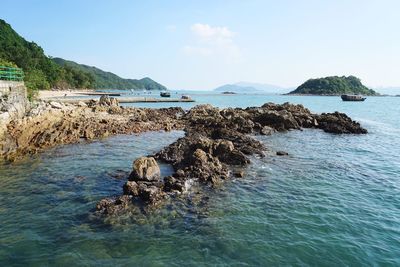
left=52, top=58, right=166, bottom=90
left=214, top=84, right=263, bottom=93
left=289, top=76, right=378, bottom=96
left=0, top=19, right=166, bottom=96
left=235, top=82, right=290, bottom=93
left=214, top=82, right=290, bottom=94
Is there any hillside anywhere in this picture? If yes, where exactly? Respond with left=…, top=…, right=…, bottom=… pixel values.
left=0, top=19, right=167, bottom=97
left=53, top=58, right=166, bottom=90
left=289, top=76, right=378, bottom=96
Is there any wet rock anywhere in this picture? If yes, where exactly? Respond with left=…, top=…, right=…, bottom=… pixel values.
left=316, top=112, right=367, bottom=134
left=123, top=181, right=139, bottom=196
left=107, top=169, right=129, bottom=179
left=260, top=126, right=276, bottom=135
left=129, top=157, right=161, bottom=182
left=233, top=170, right=245, bottom=178
left=138, top=183, right=164, bottom=204
left=96, top=195, right=132, bottom=215
left=276, top=151, right=289, bottom=156
left=163, top=176, right=184, bottom=192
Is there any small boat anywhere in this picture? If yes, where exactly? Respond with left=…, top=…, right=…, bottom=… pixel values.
left=341, top=94, right=366, bottom=101
left=181, top=95, right=191, bottom=100
left=160, top=91, right=171, bottom=97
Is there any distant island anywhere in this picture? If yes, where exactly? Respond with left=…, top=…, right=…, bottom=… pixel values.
left=214, top=84, right=263, bottom=94
left=214, top=82, right=290, bottom=94
left=289, top=76, right=378, bottom=96
left=0, top=19, right=166, bottom=98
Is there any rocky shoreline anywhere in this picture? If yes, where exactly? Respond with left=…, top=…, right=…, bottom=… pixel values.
left=0, top=96, right=367, bottom=218
left=92, top=101, right=367, bottom=217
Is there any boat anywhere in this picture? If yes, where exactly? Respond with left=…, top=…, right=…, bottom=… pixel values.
left=341, top=94, right=366, bottom=101
left=181, top=95, right=191, bottom=100
left=160, top=91, right=171, bottom=97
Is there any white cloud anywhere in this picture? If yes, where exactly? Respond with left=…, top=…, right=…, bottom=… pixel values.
left=191, top=23, right=235, bottom=42
left=183, top=23, right=241, bottom=60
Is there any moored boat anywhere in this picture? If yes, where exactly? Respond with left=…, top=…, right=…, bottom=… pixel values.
left=341, top=94, right=366, bottom=101
left=181, top=94, right=191, bottom=100
left=160, top=91, right=171, bottom=97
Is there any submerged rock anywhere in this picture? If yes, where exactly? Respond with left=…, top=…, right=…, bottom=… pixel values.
left=95, top=195, right=132, bottom=216
left=276, top=151, right=289, bottom=156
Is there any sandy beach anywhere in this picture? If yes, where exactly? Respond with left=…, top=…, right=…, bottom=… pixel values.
left=38, top=89, right=95, bottom=100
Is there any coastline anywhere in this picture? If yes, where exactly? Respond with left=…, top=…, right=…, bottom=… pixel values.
left=38, top=89, right=96, bottom=99
left=0, top=95, right=368, bottom=218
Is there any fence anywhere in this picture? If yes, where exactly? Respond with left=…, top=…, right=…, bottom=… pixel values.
left=0, top=66, right=24, bottom=82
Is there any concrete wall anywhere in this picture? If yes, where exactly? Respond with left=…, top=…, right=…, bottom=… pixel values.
left=0, top=81, right=29, bottom=151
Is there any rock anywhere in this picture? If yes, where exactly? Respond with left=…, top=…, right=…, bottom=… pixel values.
left=316, top=112, right=367, bottom=134
left=163, top=176, right=184, bottom=192
left=218, top=150, right=250, bottom=165
left=138, top=183, right=163, bottom=204
left=213, top=140, right=234, bottom=155
left=234, top=170, right=245, bottom=178
left=276, top=151, right=289, bottom=156
left=129, top=157, right=161, bottom=182
left=260, top=126, right=275, bottom=135
left=254, top=110, right=300, bottom=131
left=49, top=101, right=63, bottom=109
left=96, top=195, right=132, bottom=215
left=123, top=181, right=139, bottom=196
left=99, top=95, right=119, bottom=107
left=77, top=101, right=87, bottom=107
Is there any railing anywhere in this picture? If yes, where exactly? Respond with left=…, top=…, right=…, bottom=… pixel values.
left=0, top=66, right=24, bottom=82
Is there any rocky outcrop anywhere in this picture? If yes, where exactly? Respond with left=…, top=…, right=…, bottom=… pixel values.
left=0, top=98, right=368, bottom=216
left=129, top=157, right=161, bottom=181
left=316, top=112, right=368, bottom=134
left=1, top=103, right=184, bottom=160
left=98, top=95, right=119, bottom=107
left=95, top=102, right=367, bottom=216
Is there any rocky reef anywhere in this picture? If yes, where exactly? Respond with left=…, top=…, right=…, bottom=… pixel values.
left=0, top=93, right=367, bottom=217
left=93, top=102, right=367, bottom=216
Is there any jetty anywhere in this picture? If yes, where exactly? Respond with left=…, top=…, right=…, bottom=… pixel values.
left=77, top=92, right=121, bottom=96
left=47, top=96, right=195, bottom=104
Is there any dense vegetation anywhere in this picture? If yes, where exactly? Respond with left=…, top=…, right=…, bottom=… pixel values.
left=289, top=76, right=378, bottom=96
left=53, top=58, right=166, bottom=90
left=0, top=19, right=166, bottom=99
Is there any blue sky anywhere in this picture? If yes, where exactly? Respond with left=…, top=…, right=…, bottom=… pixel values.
left=2, top=0, right=400, bottom=90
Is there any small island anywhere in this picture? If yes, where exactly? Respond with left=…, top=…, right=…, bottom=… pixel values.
left=288, top=76, right=378, bottom=96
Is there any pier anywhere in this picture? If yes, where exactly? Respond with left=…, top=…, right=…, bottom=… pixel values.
left=47, top=96, right=195, bottom=104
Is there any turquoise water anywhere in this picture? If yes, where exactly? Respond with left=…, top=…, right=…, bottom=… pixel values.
left=1, top=94, right=400, bottom=266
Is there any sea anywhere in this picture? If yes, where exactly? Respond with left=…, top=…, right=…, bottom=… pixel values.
left=0, top=92, right=399, bottom=266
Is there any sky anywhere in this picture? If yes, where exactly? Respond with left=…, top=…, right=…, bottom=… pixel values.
left=2, top=0, right=400, bottom=90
